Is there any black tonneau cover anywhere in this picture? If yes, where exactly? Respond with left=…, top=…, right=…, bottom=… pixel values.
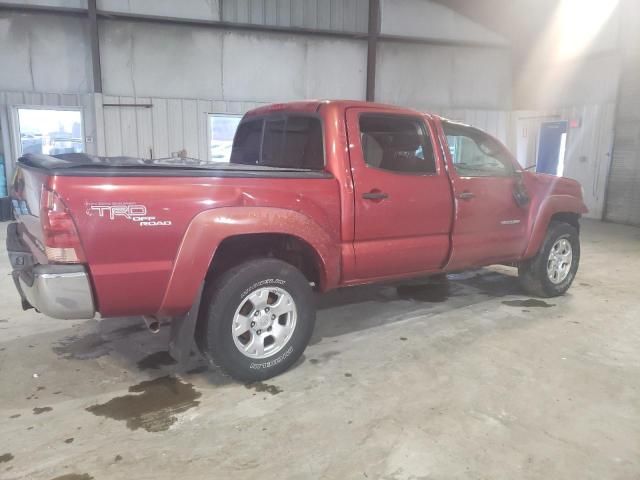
left=17, top=153, right=331, bottom=179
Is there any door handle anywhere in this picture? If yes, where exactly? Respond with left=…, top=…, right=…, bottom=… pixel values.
left=457, top=191, right=475, bottom=201
left=362, top=191, right=389, bottom=201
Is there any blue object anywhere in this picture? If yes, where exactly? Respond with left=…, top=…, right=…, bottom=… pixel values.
left=537, top=121, right=568, bottom=176
left=0, top=154, right=7, bottom=197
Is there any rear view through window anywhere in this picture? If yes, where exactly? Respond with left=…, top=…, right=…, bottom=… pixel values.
left=230, top=115, right=324, bottom=170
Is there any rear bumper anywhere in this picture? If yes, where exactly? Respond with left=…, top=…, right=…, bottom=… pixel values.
left=6, top=223, right=96, bottom=319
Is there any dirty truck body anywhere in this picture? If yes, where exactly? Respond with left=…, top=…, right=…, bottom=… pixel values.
left=7, top=100, right=587, bottom=381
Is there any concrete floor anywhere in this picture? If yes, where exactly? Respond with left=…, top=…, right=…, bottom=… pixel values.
left=0, top=219, right=639, bottom=480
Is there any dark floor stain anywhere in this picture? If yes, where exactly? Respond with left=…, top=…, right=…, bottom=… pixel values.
left=53, top=391, right=62, bottom=395
left=85, top=376, right=201, bottom=432
left=309, top=358, right=319, bottom=365
left=37, top=386, right=46, bottom=391
left=136, top=351, right=177, bottom=370
left=344, top=372, right=352, bottom=377
left=53, top=333, right=111, bottom=360
left=186, top=365, right=208, bottom=375
left=0, top=319, right=7, bottom=323
left=50, top=474, right=94, bottom=480
left=64, top=438, right=74, bottom=444
left=0, top=453, right=13, bottom=463
left=27, top=426, right=34, bottom=430
left=245, top=382, right=282, bottom=395
left=522, top=309, right=530, bottom=313
left=9, top=414, right=20, bottom=419
left=579, top=282, right=592, bottom=287
left=114, top=455, right=123, bottom=462
left=396, top=282, right=450, bottom=303
left=33, top=406, right=52, bottom=415
left=502, top=299, right=555, bottom=308
left=399, top=337, right=408, bottom=341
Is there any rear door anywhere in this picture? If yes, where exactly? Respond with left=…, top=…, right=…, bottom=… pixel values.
left=438, top=121, right=529, bottom=269
left=346, top=108, right=453, bottom=280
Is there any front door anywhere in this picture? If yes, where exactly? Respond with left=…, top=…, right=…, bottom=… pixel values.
left=346, top=108, right=453, bottom=280
left=438, top=121, right=529, bottom=269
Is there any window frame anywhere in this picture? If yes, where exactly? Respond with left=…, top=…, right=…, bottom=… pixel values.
left=442, top=121, right=517, bottom=178
left=358, top=113, right=439, bottom=176
left=207, top=112, right=242, bottom=163
left=11, top=105, right=85, bottom=159
left=231, top=112, right=327, bottom=171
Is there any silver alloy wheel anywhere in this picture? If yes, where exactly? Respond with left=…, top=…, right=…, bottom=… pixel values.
left=231, top=286, right=297, bottom=359
left=547, top=238, right=573, bottom=284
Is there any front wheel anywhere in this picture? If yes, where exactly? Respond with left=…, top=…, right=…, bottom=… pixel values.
left=518, top=221, right=580, bottom=297
left=196, top=258, right=315, bottom=382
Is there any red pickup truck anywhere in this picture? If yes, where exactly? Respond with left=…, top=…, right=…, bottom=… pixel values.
left=7, top=100, right=587, bottom=381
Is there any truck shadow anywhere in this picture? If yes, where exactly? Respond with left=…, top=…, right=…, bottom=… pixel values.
left=310, top=268, right=522, bottom=345
left=51, top=268, right=523, bottom=383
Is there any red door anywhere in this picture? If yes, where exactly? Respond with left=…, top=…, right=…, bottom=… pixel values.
left=345, top=108, right=453, bottom=281
left=437, top=120, right=529, bottom=269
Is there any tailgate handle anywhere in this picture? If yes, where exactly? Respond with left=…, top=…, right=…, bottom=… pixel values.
left=362, top=191, right=389, bottom=201
left=457, top=191, right=475, bottom=201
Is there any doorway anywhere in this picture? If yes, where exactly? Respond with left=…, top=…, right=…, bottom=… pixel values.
left=536, top=121, right=568, bottom=176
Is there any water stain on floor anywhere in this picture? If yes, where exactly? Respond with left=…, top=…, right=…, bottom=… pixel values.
left=50, top=474, right=94, bottom=480
left=396, top=282, right=450, bottom=303
left=33, top=406, right=53, bottom=414
left=85, top=376, right=201, bottom=432
left=136, top=351, right=177, bottom=370
left=0, top=453, right=13, bottom=463
left=502, top=299, right=555, bottom=308
left=245, top=382, right=282, bottom=395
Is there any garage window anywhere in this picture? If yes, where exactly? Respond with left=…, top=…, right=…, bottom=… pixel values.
left=16, top=108, right=83, bottom=156
left=208, top=114, right=242, bottom=162
left=230, top=115, right=324, bottom=170
left=359, top=114, right=436, bottom=174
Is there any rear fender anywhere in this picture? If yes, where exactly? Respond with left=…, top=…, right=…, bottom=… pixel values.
left=158, top=207, right=340, bottom=316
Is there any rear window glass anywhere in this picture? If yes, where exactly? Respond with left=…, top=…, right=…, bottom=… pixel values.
left=230, top=115, right=324, bottom=170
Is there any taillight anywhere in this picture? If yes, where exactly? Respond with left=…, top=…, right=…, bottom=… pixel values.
left=40, top=188, right=86, bottom=263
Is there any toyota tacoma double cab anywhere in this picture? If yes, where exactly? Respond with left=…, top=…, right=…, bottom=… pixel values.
left=7, top=100, right=587, bottom=381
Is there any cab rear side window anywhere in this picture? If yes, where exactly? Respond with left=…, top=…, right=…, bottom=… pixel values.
left=359, top=114, right=436, bottom=174
left=230, top=115, right=324, bottom=170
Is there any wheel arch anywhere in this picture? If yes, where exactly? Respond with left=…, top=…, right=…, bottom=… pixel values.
left=158, top=206, right=340, bottom=317
left=523, top=195, right=585, bottom=259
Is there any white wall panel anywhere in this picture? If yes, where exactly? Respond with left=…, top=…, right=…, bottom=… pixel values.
left=98, top=0, right=221, bottom=21
left=95, top=96, right=268, bottom=160
left=0, top=12, right=92, bottom=94
left=377, top=42, right=511, bottom=110
left=381, top=0, right=507, bottom=45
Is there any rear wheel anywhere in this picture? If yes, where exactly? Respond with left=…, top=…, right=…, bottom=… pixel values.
left=197, top=258, right=315, bottom=382
left=518, top=221, right=580, bottom=297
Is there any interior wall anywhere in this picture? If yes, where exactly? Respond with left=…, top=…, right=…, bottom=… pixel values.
left=376, top=42, right=512, bottom=110
left=0, top=11, right=93, bottom=94
left=99, top=21, right=367, bottom=102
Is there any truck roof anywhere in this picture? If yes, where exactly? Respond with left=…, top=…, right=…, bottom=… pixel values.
left=245, top=100, right=435, bottom=119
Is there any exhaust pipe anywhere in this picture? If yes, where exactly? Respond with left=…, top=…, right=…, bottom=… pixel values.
left=143, top=315, right=160, bottom=334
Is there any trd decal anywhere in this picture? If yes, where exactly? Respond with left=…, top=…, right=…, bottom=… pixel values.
left=86, top=202, right=172, bottom=227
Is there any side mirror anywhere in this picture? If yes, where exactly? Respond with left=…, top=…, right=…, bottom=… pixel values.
left=512, top=173, right=530, bottom=208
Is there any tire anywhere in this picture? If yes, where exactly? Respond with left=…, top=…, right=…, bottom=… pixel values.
left=196, top=258, right=315, bottom=382
left=518, top=221, right=580, bottom=297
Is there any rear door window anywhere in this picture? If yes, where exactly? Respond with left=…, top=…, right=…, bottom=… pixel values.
left=359, top=114, right=436, bottom=174
left=231, top=115, right=324, bottom=170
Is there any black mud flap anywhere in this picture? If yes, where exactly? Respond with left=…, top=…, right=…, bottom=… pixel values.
left=168, top=283, right=204, bottom=365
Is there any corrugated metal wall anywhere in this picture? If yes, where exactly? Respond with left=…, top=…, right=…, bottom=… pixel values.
left=221, top=0, right=369, bottom=33
left=95, top=95, right=269, bottom=159
left=605, top=60, right=640, bottom=225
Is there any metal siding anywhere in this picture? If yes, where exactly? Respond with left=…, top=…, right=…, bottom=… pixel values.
left=605, top=61, right=640, bottom=225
